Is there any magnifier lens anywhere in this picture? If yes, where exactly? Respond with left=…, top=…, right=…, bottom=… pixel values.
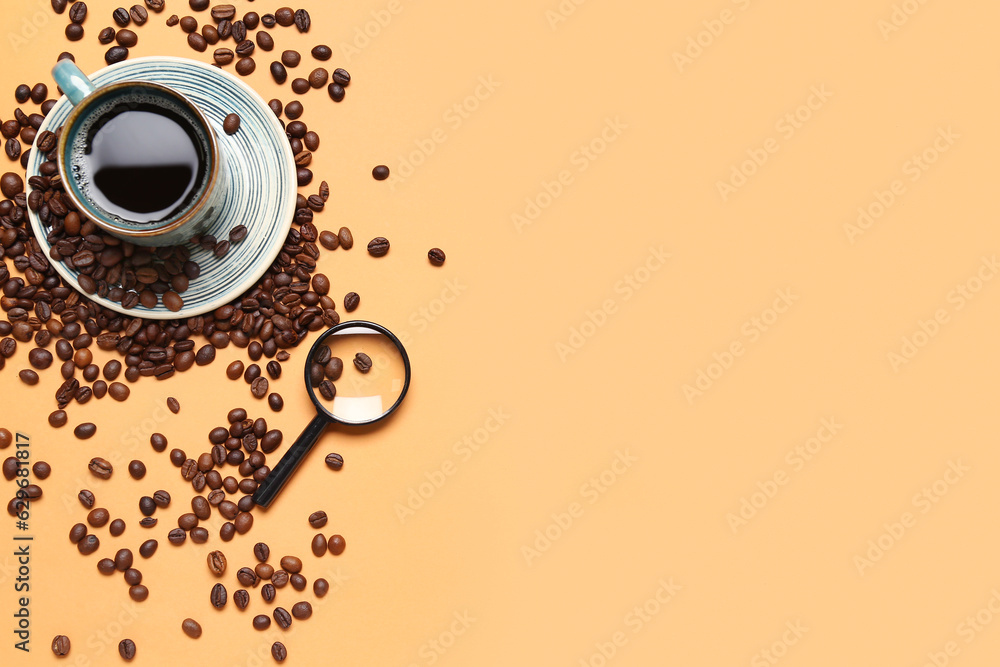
left=309, top=326, right=408, bottom=424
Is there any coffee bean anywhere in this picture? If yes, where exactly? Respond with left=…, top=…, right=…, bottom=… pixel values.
left=52, top=635, right=71, bottom=656
left=68, top=522, right=88, bottom=544
left=124, top=568, right=142, bottom=586
left=190, top=527, right=209, bottom=543
left=180, top=15, right=197, bottom=31
left=328, top=534, right=346, bottom=555
left=166, top=12, right=177, bottom=24
left=271, top=642, right=287, bottom=662
left=178, top=510, right=198, bottom=528
left=256, top=30, right=274, bottom=50
left=105, top=46, right=129, bottom=64
left=353, top=352, right=373, bottom=373
left=290, top=601, right=312, bottom=620
left=138, top=496, right=156, bottom=516
left=213, top=48, right=234, bottom=65
left=96, top=557, right=116, bottom=574
left=290, top=574, right=306, bottom=592
left=333, top=68, right=351, bottom=86
left=253, top=542, right=270, bottom=562
left=117, top=28, right=137, bottom=46
left=236, top=567, right=257, bottom=587
left=68, top=2, right=87, bottom=23
left=223, top=113, right=241, bottom=134
left=129, top=5, right=147, bottom=24
left=167, top=397, right=181, bottom=414
left=367, top=236, right=390, bottom=256
left=181, top=618, right=201, bottom=638
left=207, top=550, right=227, bottom=576
left=29, top=461, right=50, bottom=481
left=145, top=0, right=164, bottom=12
left=107, top=382, right=129, bottom=402
left=309, top=532, right=327, bottom=557
left=308, top=68, right=328, bottom=88
left=162, top=290, right=184, bottom=312
left=253, top=614, right=270, bottom=630
left=77, top=534, right=100, bottom=555
left=5, top=138, right=20, bottom=161
left=164, top=528, right=185, bottom=546
left=234, top=511, right=253, bottom=533
left=118, top=638, right=136, bottom=661
left=115, top=548, right=133, bottom=572
left=23, top=484, right=42, bottom=500
left=268, top=61, right=288, bottom=84
left=273, top=607, right=292, bottom=629
left=271, top=569, right=288, bottom=588
left=195, top=345, right=215, bottom=365
left=126, top=584, right=147, bottom=603
left=109, top=518, right=126, bottom=536
left=343, top=292, right=360, bottom=312
left=234, top=588, right=250, bottom=609
left=336, top=226, right=353, bottom=249
left=372, top=164, right=390, bottom=181
left=235, top=58, right=255, bottom=76
left=327, top=83, right=345, bottom=102
left=324, top=453, right=344, bottom=471
left=190, top=0, right=208, bottom=11
left=113, top=7, right=130, bottom=26
left=210, top=582, right=227, bottom=608
left=427, top=247, right=447, bottom=266
left=98, top=25, right=116, bottom=43
left=250, top=376, right=268, bottom=398
left=169, top=449, right=186, bottom=467
left=88, top=456, right=111, bottom=478
left=2, top=457, right=19, bottom=481
left=192, top=496, right=210, bottom=520
left=278, top=555, right=301, bottom=573
left=187, top=33, right=207, bottom=51
left=138, top=539, right=157, bottom=558
left=127, top=460, right=145, bottom=479
left=292, top=78, right=310, bottom=95
left=1, top=172, right=23, bottom=198
left=139, top=517, right=157, bottom=528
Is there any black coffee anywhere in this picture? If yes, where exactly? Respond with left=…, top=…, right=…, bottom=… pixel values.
left=77, top=96, right=207, bottom=224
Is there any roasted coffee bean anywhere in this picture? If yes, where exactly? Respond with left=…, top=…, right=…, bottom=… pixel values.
left=101, top=25, right=117, bottom=43
left=354, top=353, right=373, bottom=373
left=317, top=231, right=340, bottom=252
left=14, top=84, right=31, bottom=103
left=256, top=30, right=274, bottom=50
left=105, top=46, right=129, bottom=64
left=188, top=32, right=208, bottom=51
left=427, top=247, right=447, bottom=266
left=3, top=457, right=20, bottom=481
left=232, top=21, right=247, bottom=43
left=69, top=523, right=88, bottom=544
left=254, top=542, right=270, bottom=562
left=109, top=518, right=126, bottom=536
left=237, top=567, right=257, bottom=587
left=88, top=456, right=111, bottom=478
left=233, top=588, right=250, bottom=609
left=149, top=433, right=167, bottom=453
left=139, top=496, right=156, bottom=516
left=291, top=7, right=309, bottom=31
left=229, top=224, right=248, bottom=243
left=66, top=23, right=85, bottom=40
left=327, top=83, right=345, bottom=102
left=23, top=484, right=42, bottom=500
left=195, top=345, right=215, bottom=365
left=108, top=382, right=129, bottom=402
left=146, top=0, right=164, bottom=12
left=139, top=517, right=158, bottom=528
left=153, top=490, right=171, bottom=508
left=271, top=570, right=288, bottom=588
left=265, top=360, right=281, bottom=379
left=279, top=101, right=301, bottom=121
left=52, top=635, right=71, bottom=656
left=328, top=534, right=346, bottom=555
left=279, top=555, right=302, bottom=573
left=338, top=226, right=354, bottom=249
left=274, top=6, right=294, bottom=25
left=268, top=393, right=283, bottom=411
left=113, top=7, right=131, bottom=26
left=27, top=349, right=52, bottom=370
left=291, top=601, right=312, bottom=619
left=235, top=58, right=255, bottom=76
left=253, top=614, right=271, bottom=630
left=128, top=584, right=148, bottom=602
left=251, top=376, right=268, bottom=398
left=367, top=237, right=390, bottom=256
left=271, top=642, right=287, bottom=662
left=124, top=568, right=142, bottom=585
left=5, top=137, right=21, bottom=161
left=311, top=533, right=327, bottom=557
left=190, top=527, right=209, bottom=543
left=213, top=48, right=234, bottom=65
left=168, top=528, right=186, bottom=545
left=178, top=511, right=198, bottom=529
left=269, top=61, right=287, bottom=84
left=306, top=44, right=331, bottom=61
left=234, top=511, right=253, bottom=533
left=207, top=550, right=227, bottom=576
left=290, top=573, right=306, bottom=591
left=169, top=449, right=186, bottom=467
left=273, top=607, right=292, bottom=628
left=167, top=397, right=181, bottom=414
left=261, top=12, right=276, bottom=27
left=139, top=539, right=157, bottom=558
left=191, top=495, right=211, bottom=520
left=128, top=460, right=145, bottom=479
left=308, top=68, right=328, bottom=88
left=179, top=15, right=197, bottom=31
left=210, top=583, right=227, bottom=608
left=77, top=534, right=100, bottom=555
left=129, top=5, right=148, bottom=24
left=68, top=1, right=87, bottom=23
left=115, top=549, right=133, bottom=571
left=372, top=164, right=390, bottom=180
left=292, top=78, right=310, bottom=95
left=97, top=557, right=116, bottom=574
left=190, top=0, right=208, bottom=11
left=76, top=490, right=95, bottom=510
left=202, top=24, right=219, bottom=43
left=223, top=113, right=240, bottom=134
left=333, top=68, right=351, bottom=86
left=211, top=4, right=235, bottom=21
left=325, top=452, right=344, bottom=470
left=181, top=618, right=201, bottom=638
left=116, top=28, right=137, bottom=46
left=118, top=638, right=136, bottom=660
left=30, top=461, right=51, bottom=480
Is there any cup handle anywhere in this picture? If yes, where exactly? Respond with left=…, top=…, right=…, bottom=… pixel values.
left=52, top=60, right=97, bottom=106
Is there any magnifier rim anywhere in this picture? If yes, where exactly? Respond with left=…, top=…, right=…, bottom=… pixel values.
left=303, top=320, right=412, bottom=426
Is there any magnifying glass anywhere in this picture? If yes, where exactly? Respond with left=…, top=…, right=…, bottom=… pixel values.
left=252, top=320, right=411, bottom=508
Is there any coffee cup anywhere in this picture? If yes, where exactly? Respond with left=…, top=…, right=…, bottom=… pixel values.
left=51, top=59, right=228, bottom=247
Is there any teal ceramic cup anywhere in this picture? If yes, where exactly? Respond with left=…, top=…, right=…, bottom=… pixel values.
left=52, top=59, right=227, bottom=247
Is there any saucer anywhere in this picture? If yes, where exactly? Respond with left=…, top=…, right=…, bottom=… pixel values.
left=27, top=56, right=297, bottom=320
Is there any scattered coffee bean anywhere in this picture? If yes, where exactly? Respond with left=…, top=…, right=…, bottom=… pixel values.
left=139, top=539, right=157, bottom=558
left=97, top=557, right=115, bottom=574
left=68, top=1, right=87, bottom=23
left=251, top=376, right=269, bottom=398
left=428, top=248, right=446, bottom=266
left=18, top=369, right=38, bottom=385
left=105, top=46, right=129, bottom=64
left=153, top=490, right=171, bottom=508
left=69, top=523, right=88, bottom=544
left=207, top=550, right=227, bottom=576
left=128, top=460, right=146, bottom=479
left=223, top=113, right=241, bottom=134
left=353, top=352, right=373, bottom=373
left=109, top=518, right=126, bottom=536
left=291, top=78, right=310, bottom=94
left=273, top=607, right=292, bottom=629
left=167, top=397, right=181, bottom=414
left=180, top=15, right=197, bottom=31
left=166, top=13, right=178, bottom=25
left=268, top=393, right=283, bottom=411
left=129, top=5, right=148, bottom=25
left=213, top=48, right=234, bottom=65
left=124, top=568, right=142, bottom=585
left=367, top=237, right=390, bottom=257
left=291, top=601, right=312, bottom=619
left=108, top=382, right=130, bottom=401
left=327, top=83, right=345, bottom=102
left=2, top=457, right=19, bottom=481
left=190, top=0, right=208, bottom=11
left=253, top=614, right=270, bottom=630
left=52, top=635, right=71, bottom=656
left=115, top=548, right=133, bottom=571
left=190, top=527, right=209, bottom=543
left=88, top=456, right=111, bottom=478
left=99, top=26, right=115, bottom=43
left=311, top=533, right=327, bottom=557
left=128, top=584, right=148, bottom=602
left=333, top=68, right=351, bottom=86
left=78, top=490, right=95, bottom=509
left=235, top=58, right=255, bottom=76
left=269, top=61, right=287, bottom=84
left=181, top=618, right=201, bottom=638
left=328, top=534, right=346, bottom=555
left=210, top=583, right=227, bottom=608
left=256, top=31, right=273, bottom=50
left=372, top=164, right=390, bottom=180
left=309, top=68, right=328, bottom=88
left=146, top=0, right=164, bottom=12
left=344, top=292, right=359, bottom=312
left=338, top=226, right=353, bottom=249
left=272, top=642, right=287, bottom=662
left=254, top=542, right=270, bottom=562
left=317, top=380, right=335, bottom=400
left=77, top=534, right=99, bottom=555
left=324, top=453, right=343, bottom=470
left=188, top=32, right=208, bottom=51
left=139, top=517, right=158, bottom=528
left=168, top=528, right=186, bottom=545
left=116, top=29, right=137, bottom=46
left=118, top=638, right=136, bottom=661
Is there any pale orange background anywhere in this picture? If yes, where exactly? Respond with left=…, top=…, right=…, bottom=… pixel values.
left=1, top=0, right=998, bottom=665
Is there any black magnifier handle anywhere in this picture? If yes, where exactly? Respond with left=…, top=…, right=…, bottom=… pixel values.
left=253, top=413, right=329, bottom=508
